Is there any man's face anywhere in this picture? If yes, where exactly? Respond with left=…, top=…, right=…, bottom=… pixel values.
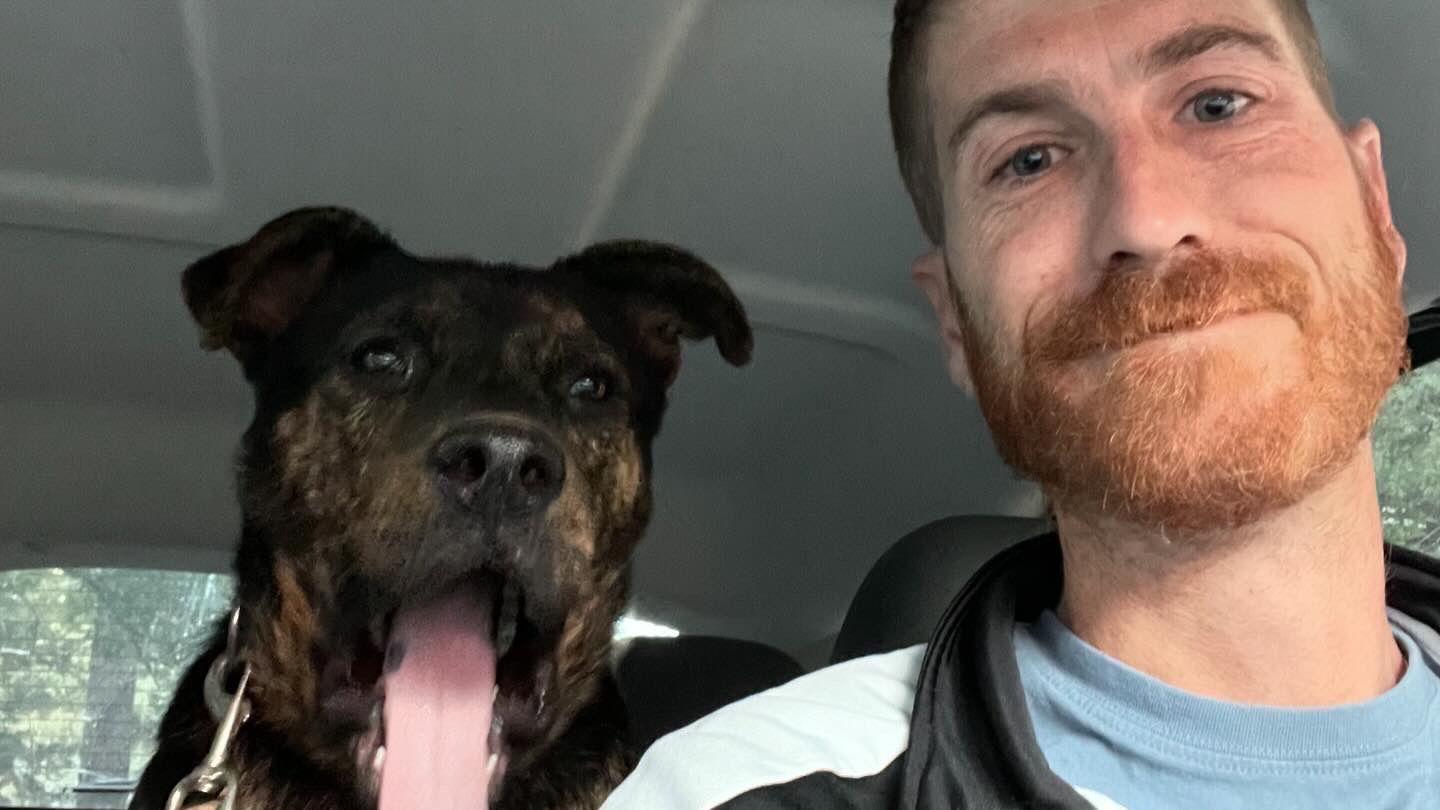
left=911, top=0, right=1410, bottom=529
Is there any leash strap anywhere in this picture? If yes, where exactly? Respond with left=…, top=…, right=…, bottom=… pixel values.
left=166, top=608, right=251, bottom=810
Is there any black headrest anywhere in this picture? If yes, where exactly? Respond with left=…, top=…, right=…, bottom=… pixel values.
left=829, top=514, right=1050, bottom=664
left=616, top=635, right=805, bottom=750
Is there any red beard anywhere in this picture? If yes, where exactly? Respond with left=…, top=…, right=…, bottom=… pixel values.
left=959, top=210, right=1408, bottom=532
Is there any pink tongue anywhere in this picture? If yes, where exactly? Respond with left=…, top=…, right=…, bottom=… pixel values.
left=379, top=587, right=497, bottom=810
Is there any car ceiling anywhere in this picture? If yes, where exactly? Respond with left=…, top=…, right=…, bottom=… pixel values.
left=1, top=0, right=1436, bottom=662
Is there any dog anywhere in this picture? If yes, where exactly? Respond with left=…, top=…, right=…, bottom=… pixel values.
left=128, top=207, right=752, bottom=810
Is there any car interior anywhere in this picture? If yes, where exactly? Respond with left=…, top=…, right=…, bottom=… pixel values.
left=1, top=2, right=1437, bottom=808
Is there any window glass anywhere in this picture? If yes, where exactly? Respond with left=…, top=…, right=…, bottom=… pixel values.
left=0, top=568, right=232, bottom=809
left=1374, top=360, right=1440, bottom=555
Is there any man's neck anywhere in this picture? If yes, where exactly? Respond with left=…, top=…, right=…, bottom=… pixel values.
left=1053, top=444, right=1405, bottom=707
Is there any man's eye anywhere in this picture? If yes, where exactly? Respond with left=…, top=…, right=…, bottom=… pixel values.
left=992, top=144, right=1060, bottom=183
left=1190, top=90, right=1252, bottom=123
left=1011, top=146, right=1053, bottom=177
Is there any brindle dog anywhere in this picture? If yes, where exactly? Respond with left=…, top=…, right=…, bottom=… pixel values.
left=128, top=207, right=751, bottom=810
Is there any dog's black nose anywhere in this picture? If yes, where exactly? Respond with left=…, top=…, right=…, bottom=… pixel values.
left=432, top=422, right=566, bottom=515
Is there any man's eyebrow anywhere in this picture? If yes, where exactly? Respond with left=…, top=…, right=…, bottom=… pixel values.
left=945, top=81, right=1071, bottom=156
left=1141, top=23, right=1283, bottom=77
left=944, top=24, right=1283, bottom=158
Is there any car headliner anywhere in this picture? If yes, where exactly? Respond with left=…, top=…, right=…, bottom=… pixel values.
left=0, top=0, right=1436, bottom=661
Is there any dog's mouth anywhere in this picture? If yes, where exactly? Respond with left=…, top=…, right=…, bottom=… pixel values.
left=317, top=571, right=555, bottom=809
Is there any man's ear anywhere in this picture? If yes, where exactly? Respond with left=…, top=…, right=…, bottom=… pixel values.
left=554, top=240, right=753, bottom=385
left=1346, top=118, right=1408, bottom=282
left=183, top=206, right=395, bottom=365
left=911, top=250, right=975, bottom=394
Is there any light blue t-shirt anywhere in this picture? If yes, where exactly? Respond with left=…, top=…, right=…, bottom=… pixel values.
left=1015, top=610, right=1440, bottom=809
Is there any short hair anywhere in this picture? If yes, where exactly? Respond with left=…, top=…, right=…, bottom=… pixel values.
left=888, top=0, right=1337, bottom=244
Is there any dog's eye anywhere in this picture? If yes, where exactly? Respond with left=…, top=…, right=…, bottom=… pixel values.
left=351, top=339, right=410, bottom=378
left=568, top=373, right=610, bottom=402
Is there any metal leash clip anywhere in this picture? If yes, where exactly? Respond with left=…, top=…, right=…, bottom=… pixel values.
left=166, top=608, right=252, bottom=810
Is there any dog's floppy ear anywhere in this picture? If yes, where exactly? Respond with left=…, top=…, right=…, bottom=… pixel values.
left=183, top=206, right=395, bottom=363
left=555, top=240, right=753, bottom=384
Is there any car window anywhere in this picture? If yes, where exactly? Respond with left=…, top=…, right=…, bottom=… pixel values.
left=1373, top=358, right=1440, bottom=555
left=0, top=568, right=232, bottom=809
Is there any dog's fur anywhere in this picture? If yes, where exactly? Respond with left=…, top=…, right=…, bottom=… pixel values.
left=128, top=207, right=751, bottom=810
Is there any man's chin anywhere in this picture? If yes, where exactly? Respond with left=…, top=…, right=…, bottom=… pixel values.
left=993, top=363, right=1353, bottom=533
left=1048, top=429, right=1365, bottom=534
left=1037, top=367, right=1255, bottom=449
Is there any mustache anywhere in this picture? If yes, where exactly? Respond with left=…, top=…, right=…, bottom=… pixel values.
left=1027, top=250, right=1312, bottom=366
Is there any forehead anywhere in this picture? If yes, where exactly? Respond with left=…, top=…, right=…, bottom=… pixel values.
left=350, top=258, right=564, bottom=316
left=312, top=257, right=593, bottom=348
left=923, top=0, right=1296, bottom=110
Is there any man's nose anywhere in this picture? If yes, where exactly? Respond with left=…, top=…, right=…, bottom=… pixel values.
left=1089, top=132, right=1213, bottom=272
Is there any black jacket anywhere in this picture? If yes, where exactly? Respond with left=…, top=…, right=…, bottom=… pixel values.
left=602, top=534, right=1440, bottom=809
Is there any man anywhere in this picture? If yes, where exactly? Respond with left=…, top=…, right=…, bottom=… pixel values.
left=601, top=0, right=1440, bottom=808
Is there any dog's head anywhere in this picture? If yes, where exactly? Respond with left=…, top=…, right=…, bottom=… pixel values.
left=185, top=207, right=750, bottom=804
